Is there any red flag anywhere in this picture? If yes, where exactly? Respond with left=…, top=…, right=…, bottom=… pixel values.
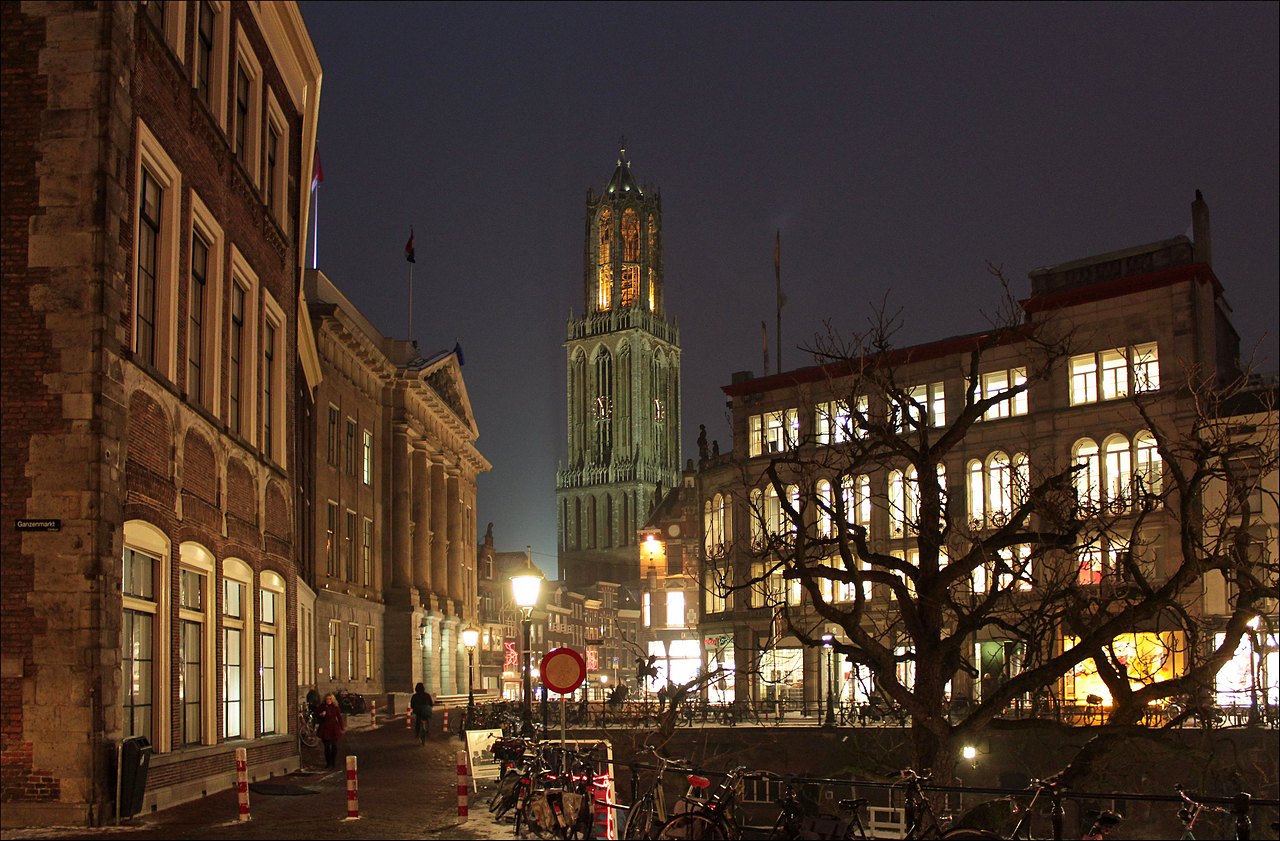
left=311, top=146, right=324, bottom=191
left=405, top=228, right=416, bottom=264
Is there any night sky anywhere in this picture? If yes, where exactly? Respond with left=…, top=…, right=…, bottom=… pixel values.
left=297, top=2, right=1278, bottom=573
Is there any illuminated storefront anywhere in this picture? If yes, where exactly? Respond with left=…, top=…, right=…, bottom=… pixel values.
left=1064, top=631, right=1187, bottom=705
left=1214, top=628, right=1279, bottom=709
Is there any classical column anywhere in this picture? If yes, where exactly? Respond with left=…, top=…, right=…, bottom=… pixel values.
left=390, top=424, right=413, bottom=590
left=447, top=468, right=464, bottom=604
left=430, top=458, right=449, bottom=603
left=412, top=445, right=432, bottom=594
left=422, top=611, right=442, bottom=696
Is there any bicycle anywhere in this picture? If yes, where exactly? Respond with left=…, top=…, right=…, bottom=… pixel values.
left=941, top=772, right=1122, bottom=840
left=1175, top=785, right=1258, bottom=841
left=621, top=747, right=702, bottom=839
left=297, top=700, right=320, bottom=749
left=765, top=773, right=870, bottom=840
left=655, top=765, right=752, bottom=839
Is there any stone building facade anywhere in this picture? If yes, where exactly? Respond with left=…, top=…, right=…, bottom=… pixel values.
left=557, top=148, right=682, bottom=589
left=697, top=194, right=1278, bottom=714
left=1, top=0, right=320, bottom=825
left=304, top=270, right=489, bottom=704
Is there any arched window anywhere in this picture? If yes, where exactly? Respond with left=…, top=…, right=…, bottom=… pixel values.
left=716, top=493, right=729, bottom=552
left=593, top=349, right=612, bottom=463
left=817, top=480, right=835, bottom=538
left=987, top=451, right=1012, bottom=525
left=1103, top=434, right=1132, bottom=511
left=841, top=474, right=871, bottom=533
left=1073, top=438, right=1100, bottom=509
left=967, top=459, right=985, bottom=526
left=122, top=520, right=171, bottom=750
left=258, top=570, right=287, bottom=736
left=889, top=469, right=906, bottom=538
left=596, top=207, right=613, bottom=310
left=622, top=208, right=640, bottom=261
left=222, top=557, right=255, bottom=740
left=178, top=542, right=216, bottom=746
left=1134, top=431, right=1161, bottom=500
left=750, top=488, right=765, bottom=549
left=704, top=499, right=715, bottom=555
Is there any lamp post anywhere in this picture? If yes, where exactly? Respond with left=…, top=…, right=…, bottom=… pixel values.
left=511, top=562, right=543, bottom=737
left=461, top=625, right=480, bottom=729
left=822, top=633, right=836, bottom=727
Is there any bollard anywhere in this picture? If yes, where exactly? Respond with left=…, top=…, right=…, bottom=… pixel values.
left=406, top=709, right=412, bottom=730
left=456, top=750, right=469, bottom=821
left=370, top=699, right=377, bottom=724
left=345, top=755, right=360, bottom=819
left=442, top=708, right=449, bottom=734
left=235, top=747, right=251, bottom=821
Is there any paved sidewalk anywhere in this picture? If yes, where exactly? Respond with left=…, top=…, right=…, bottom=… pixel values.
left=0, top=719, right=513, bottom=841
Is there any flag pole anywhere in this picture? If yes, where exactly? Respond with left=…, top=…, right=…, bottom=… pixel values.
left=312, top=185, right=319, bottom=269
left=407, top=262, right=414, bottom=341
left=774, top=229, right=782, bottom=375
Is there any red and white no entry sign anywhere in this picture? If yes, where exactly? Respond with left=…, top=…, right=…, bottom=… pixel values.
left=539, top=647, right=586, bottom=694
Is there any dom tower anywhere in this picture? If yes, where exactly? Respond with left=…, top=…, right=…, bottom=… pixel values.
left=557, top=148, right=682, bottom=588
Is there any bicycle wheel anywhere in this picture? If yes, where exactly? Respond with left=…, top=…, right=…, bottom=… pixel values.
left=623, top=793, right=658, bottom=839
left=657, top=813, right=733, bottom=840
left=299, top=720, right=320, bottom=748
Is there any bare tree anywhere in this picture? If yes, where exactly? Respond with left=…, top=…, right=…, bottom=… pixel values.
left=718, top=275, right=1277, bottom=779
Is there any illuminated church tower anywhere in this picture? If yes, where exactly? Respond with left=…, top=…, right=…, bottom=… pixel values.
left=556, top=147, right=682, bottom=587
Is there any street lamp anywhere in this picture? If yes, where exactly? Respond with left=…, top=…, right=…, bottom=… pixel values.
left=461, top=625, right=480, bottom=729
left=511, top=560, right=543, bottom=736
left=822, top=633, right=837, bottom=727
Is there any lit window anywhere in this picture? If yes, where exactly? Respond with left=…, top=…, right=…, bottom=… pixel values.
left=1133, top=343, right=1160, bottom=392
left=178, top=567, right=206, bottom=745
left=1073, top=438, right=1100, bottom=509
left=979, top=368, right=1028, bottom=420
left=122, top=546, right=160, bottom=742
left=345, top=511, right=356, bottom=581
left=259, top=582, right=281, bottom=734
left=1100, top=349, right=1128, bottom=400
left=1134, top=431, right=1162, bottom=502
left=750, top=408, right=799, bottom=455
left=361, top=518, right=373, bottom=587
left=326, top=502, right=338, bottom=578
left=816, top=399, right=856, bottom=444
left=666, top=591, right=685, bottom=628
left=1069, top=354, right=1098, bottom=405
left=1103, top=435, right=1132, bottom=511
left=899, top=382, right=945, bottom=430
left=222, top=567, right=251, bottom=741
left=362, top=430, right=373, bottom=484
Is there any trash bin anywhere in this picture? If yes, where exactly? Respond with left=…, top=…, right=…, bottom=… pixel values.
left=118, top=736, right=151, bottom=818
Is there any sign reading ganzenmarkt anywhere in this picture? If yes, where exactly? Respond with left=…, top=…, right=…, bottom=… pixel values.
left=15, top=519, right=61, bottom=532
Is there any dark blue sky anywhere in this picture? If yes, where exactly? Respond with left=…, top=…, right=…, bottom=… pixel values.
left=298, top=2, right=1278, bottom=573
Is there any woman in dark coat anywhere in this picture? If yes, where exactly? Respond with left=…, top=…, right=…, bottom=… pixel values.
left=315, top=692, right=345, bottom=769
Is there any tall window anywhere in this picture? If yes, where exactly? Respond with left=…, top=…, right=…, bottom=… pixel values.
left=968, top=451, right=1029, bottom=527
left=259, top=587, right=278, bottom=734
left=222, top=576, right=246, bottom=739
left=1073, top=438, right=1101, bottom=509
left=188, top=231, right=209, bottom=403
left=122, top=547, right=159, bottom=742
left=1134, top=431, right=1163, bottom=502
left=816, top=399, right=857, bottom=444
left=229, top=283, right=245, bottom=435
left=364, top=628, right=375, bottom=681
left=1069, top=354, right=1099, bottom=405
left=326, top=502, right=338, bottom=577
left=593, top=351, right=612, bottom=462
left=328, top=621, right=340, bottom=682
left=345, top=419, right=356, bottom=475
left=596, top=207, right=613, bottom=311
left=666, top=591, right=686, bottom=628
left=345, top=510, right=357, bottom=581
left=178, top=568, right=205, bottom=745
left=327, top=406, right=338, bottom=465
left=1103, top=434, right=1132, bottom=511
left=234, top=64, right=249, bottom=160
left=262, top=321, right=276, bottom=457
left=361, top=518, right=373, bottom=586
left=901, top=382, right=945, bottom=430
left=1132, top=343, right=1160, bottom=392
left=347, top=624, right=358, bottom=681
left=196, top=0, right=215, bottom=106
left=265, top=123, right=279, bottom=215
left=136, top=167, right=162, bottom=367
left=362, top=430, right=373, bottom=484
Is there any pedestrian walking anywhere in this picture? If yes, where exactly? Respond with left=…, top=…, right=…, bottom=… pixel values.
left=410, top=682, right=434, bottom=744
left=316, top=692, right=346, bottom=769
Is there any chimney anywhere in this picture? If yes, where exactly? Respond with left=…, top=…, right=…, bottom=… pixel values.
left=1192, top=189, right=1211, bottom=266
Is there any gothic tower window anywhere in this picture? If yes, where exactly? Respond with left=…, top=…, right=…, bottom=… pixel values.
left=597, top=207, right=613, bottom=311
left=647, top=214, right=658, bottom=312
left=621, top=266, right=639, bottom=308
left=594, top=349, right=613, bottom=463
left=622, top=208, right=640, bottom=261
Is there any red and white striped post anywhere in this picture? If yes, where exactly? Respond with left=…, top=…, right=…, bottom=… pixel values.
left=405, top=709, right=412, bottom=730
left=456, top=750, right=469, bottom=821
left=234, top=747, right=250, bottom=821
left=345, top=755, right=360, bottom=819
left=370, top=699, right=377, bottom=723
left=442, top=708, right=449, bottom=734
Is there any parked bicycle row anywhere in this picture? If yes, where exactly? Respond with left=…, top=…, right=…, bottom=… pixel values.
left=478, top=736, right=1279, bottom=840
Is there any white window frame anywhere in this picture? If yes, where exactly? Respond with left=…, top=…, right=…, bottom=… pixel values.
left=178, top=542, right=217, bottom=746
left=978, top=367, right=1028, bottom=420
left=227, top=247, right=258, bottom=442
left=260, top=291, right=285, bottom=465
left=122, top=520, right=172, bottom=753
left=133, top=120, right=182, bottom=381
left=193, top=0, right=230, bottom=128
left=263, top=90, right=289, bottom=226
left=231, top=27, right=263, bottom=185
left=188, top=191, right=224, bottom=414
left=258, top=572, right=286, bottom=735
left=222, top=558, right=255, bottom=740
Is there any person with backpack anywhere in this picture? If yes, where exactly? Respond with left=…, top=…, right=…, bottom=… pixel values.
left=410, top=682, right=434, bottom=744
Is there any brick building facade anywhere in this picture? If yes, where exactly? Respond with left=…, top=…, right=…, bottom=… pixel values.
left=1, top=1, right=320, bottom=825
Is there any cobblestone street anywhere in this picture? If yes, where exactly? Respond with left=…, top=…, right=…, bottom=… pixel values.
left=0, top=720, right=513, bottom=841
